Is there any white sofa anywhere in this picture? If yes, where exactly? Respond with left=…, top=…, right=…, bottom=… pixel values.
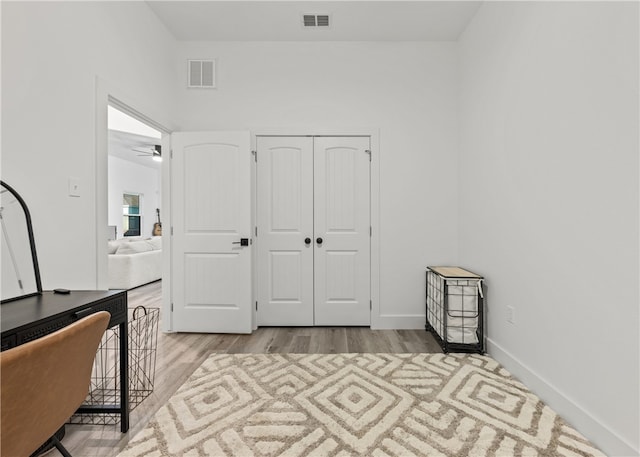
left=108, top=236, right=162, bottom=290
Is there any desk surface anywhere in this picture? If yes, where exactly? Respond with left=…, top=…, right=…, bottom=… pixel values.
left=1, top=290, right=126, bottom=335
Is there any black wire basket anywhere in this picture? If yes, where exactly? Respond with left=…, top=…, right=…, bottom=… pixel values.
left=69, top=306, right=159, bottom=425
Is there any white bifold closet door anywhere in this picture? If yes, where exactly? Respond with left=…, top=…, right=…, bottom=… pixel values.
left=257, top=136, right=370, bottom=326
left=256, top=137, right=314, bottom=325
left=313, top=136, right=371, bottom=325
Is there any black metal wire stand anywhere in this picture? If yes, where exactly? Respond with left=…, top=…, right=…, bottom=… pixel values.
left=426, top=267, right=484, bottom=354
left=69, top=306, right=159, bottom=425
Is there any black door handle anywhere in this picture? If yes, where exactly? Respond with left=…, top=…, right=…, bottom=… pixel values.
left=232, top=238, right=249, bottom=246
left=316, top=237, right=323, bottom=244
left=304, top=237, right=311, bottom=245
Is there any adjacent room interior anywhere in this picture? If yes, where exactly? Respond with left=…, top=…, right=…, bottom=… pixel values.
left=107, top=106, right=164, bottom=290
left=1, top=1, right=638, bottom=457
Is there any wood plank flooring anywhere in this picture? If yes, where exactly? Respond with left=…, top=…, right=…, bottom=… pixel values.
left=63, top=281, right=441, bottom=457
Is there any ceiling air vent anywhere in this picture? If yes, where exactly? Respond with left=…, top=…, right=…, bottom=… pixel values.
left=316, top=15, right=330, bottom=27
left=188, top=59, right=216, bottom=88
left=302, top=14, right=330, bottom=28
left=303, top=14, right=316, bottom=27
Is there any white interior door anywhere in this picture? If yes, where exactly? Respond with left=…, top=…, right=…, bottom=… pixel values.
left=256, top=137, right=314, bottom=325
left=256, top=136, right=370, bottom=326
left=314, top=137, right=371, bottom=325
left=171, top=131, right=252, bottom=333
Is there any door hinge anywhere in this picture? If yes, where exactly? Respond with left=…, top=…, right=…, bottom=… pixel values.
left=170, top=149, right=173, bottom=159
left=255, top=226, right=258, bottom=237
left=252, top=150, right=257, bottom=162
left=370, top=300, right=372, bottom=310
left=256, top=301, right=258, bottom=311
left=365, top=149, right=372, bottom=161
left=171, top=226, right=174, bottom=236
left=370, top=226, right=372, bottom=237
left=171, top=302, right=174, bottom=312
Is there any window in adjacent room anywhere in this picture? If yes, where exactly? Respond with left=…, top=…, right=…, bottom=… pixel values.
left=123, top=193, right=141, bottom=237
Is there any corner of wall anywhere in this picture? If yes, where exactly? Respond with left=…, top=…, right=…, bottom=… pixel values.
left=487, top=338, right=640, bottom=457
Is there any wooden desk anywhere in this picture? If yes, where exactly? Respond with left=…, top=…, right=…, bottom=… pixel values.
left=1, top=290, right=130, bottom=432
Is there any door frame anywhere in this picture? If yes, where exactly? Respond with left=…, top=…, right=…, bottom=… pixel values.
left=251, top=129, right=381, bottom=330
left=95, top=78, right=174, bottom=331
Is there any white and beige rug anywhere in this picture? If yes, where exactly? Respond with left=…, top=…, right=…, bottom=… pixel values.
left=118, top=353, right=605, bottom=457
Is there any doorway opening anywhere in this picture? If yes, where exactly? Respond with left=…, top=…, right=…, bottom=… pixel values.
left=106, top=104, right=164, bottom=290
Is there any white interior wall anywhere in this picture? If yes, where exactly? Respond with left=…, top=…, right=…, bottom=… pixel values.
left=108, top=156, right=161, bottom=240
left=4, top=2, right=637, bottom=452
left=1, top=2, right=178, bottom=289
left=458, top=3, right=639, bottom=456
left=176, top=41, right=459, bottom=327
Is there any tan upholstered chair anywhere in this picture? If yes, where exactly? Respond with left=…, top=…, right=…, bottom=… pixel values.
left=1, top=311, right=110, bottom=457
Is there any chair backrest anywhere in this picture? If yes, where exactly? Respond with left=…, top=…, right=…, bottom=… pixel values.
left=1, top=311, right=110, bottom=457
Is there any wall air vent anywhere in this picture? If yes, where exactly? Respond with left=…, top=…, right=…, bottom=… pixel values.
left=302, top=14, right=331, bottom=28
left=188, top=59, right=216, bottom=88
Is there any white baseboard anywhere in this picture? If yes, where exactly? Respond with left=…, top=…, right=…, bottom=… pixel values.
left=486, top=338, right=639, bottom=457
left=371, top=314, right=425, bottom=329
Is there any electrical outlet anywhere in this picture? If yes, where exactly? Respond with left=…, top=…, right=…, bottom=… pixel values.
left=506, top=306, right=515, bottom=324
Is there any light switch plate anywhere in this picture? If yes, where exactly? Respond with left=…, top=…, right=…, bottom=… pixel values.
left=507, top=306, right=515, bottom=324
left=69, top=177, right=81, bottom=197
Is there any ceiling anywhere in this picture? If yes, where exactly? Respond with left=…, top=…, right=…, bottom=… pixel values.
left=145, top=1, right=482, bottom=42
left=109, top=130, right=162, bottom=170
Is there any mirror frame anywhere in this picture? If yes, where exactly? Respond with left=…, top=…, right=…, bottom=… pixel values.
left=1, top=180, right=43, bottom=303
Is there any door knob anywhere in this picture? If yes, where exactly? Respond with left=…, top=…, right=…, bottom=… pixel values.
left=304, top=237, right=311, bottom=245
left=316, top=237, right=323, bottom=244
left=232, top=238, right=249, bottom=246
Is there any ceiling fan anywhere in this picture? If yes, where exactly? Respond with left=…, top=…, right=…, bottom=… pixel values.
left=132, top=144, right=162, bottom=162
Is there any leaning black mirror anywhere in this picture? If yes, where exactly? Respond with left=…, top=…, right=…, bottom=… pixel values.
left=1, top=181, right=42, bottom=302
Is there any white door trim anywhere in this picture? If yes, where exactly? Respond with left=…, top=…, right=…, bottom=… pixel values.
left=251, top=129, right=380, bottom=329
left=94, top=78, right=175, bottom=333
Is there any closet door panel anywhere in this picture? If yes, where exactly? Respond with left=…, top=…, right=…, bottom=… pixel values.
left=314, top=137, right=371, bottom=326
left=256, top=137, right=314, bottom=326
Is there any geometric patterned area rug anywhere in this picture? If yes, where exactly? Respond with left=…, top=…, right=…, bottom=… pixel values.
left=117, top=353, right=605, bottom=457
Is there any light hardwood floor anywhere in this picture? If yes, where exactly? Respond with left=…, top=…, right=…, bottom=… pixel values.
left=62, top=281, right=441, bottom=457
